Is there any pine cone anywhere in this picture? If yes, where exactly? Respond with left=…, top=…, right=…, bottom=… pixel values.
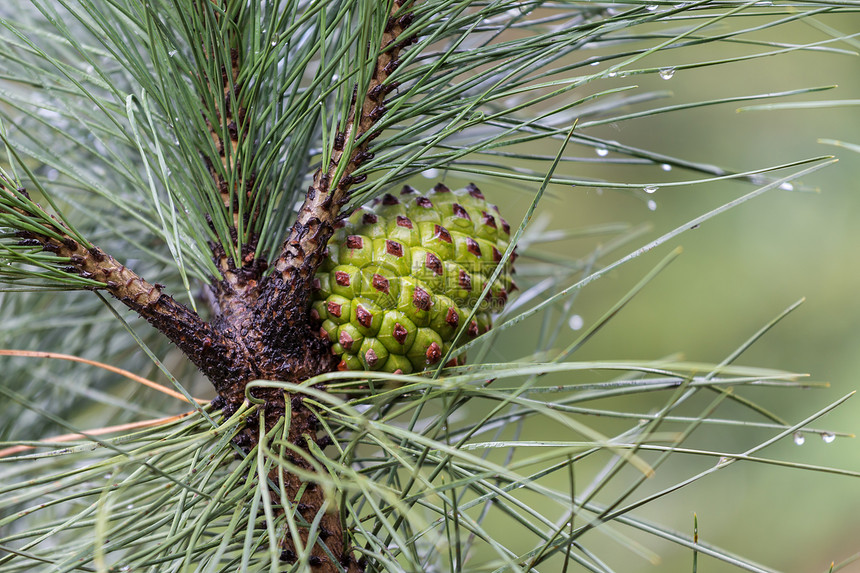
left=312, top=183, right=516, bottom=373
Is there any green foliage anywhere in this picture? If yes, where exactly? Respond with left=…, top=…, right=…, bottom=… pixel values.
left=0, top=2, right=858, bottom=572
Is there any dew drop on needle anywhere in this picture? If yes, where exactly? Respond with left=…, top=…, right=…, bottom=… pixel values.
left=658, top=67, right=676, bottom=80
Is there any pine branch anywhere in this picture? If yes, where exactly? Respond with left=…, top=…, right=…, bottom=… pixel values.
left=261, top=0, right=416, bottom=335
left=0, top=178, right=252, bottom=393
left=240, top=4, right=419, bottom=569
left=196, top=1, right=257, bottom=266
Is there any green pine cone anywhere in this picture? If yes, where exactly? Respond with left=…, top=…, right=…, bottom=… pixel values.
left=312, top=183, right=516, bottom=374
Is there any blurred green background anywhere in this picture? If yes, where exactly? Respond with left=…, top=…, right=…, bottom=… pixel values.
left=440, top=15, right=860, bottom=573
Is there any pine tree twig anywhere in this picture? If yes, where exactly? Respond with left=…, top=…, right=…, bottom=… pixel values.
left=229, top=4, right=419, bottom=570
left=0, top=180, right=252, bottom=393
left=196, top=0, right=275, bottom=330
left=200, top=1, right=252, bottom=251
left=264, top=0, right=417, bottom=322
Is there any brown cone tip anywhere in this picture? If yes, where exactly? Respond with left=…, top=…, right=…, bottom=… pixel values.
left=425, top=342, right=442, bottom=364
left=425, top=252, right=443, bottom=275
left=386, top=240, right=404, bottom=257
left=339, top=330, right=354, bottom=350
left=396, top=215, right=413, bottom=228
left=446, top=307, right=459, bottom=328
left=466, top=183, right=484, bottom=199
left=468, top=320, right=479, bottom=338
left=466, top=237, right=481, bottom=257
left=346, top=235, right=363, bottom=249
left=453, top=203, right=470, bottom=220
left=365, top=348, right=379, bottom=367
left=392, top=323, right=408, bottom=344
left=327, top=301, right=342, bottom=318
left=372, top=273, right=390, bottom=294
left=434, top=225, right=452, bottom=243
left=356, top=305, right=372, bottom=327
left=413, top=287, right=431, bottom=310
left=335, top=271, right=351, bottom=286
left=382, top=193, right=399, bottom=205
left=482, top=211, right=497, bottom=228
left=459, top=269, right=472, bottom=291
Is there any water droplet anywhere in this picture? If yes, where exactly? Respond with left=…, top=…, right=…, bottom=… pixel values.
left=822, top=432, right=836, bottom=444
left=717, top=456, right=731, bottom=465
left=595, top=147, right=609, bottom=157
left=793, top=431, right=805, bottom=445
left=607, top=71, right=617, bottom=78
left=46, top=169, right=59, bottom=181
left=568, top=314, right=584, bottom=330
left=756, top=0, right=772, bottom=5
left=271, top=40, right=277, bottom=47
left=168, top=50, right=177, bottom=57
left=661, top=163, right=672, bottom=171
left=658, top=67, right=676, bottom=80
left=644, top=185, right=658, bottom=194
left=590, top=61, right=600, bottom=66
left=422, top=168, right=439, bottom=179
left=779, top=182, right=794, bottom=191
left=127, top=503, right=134, bottom=509
left=646, top=4, right=659, bottom=11
left=647, top=199, right=657, bottom=211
